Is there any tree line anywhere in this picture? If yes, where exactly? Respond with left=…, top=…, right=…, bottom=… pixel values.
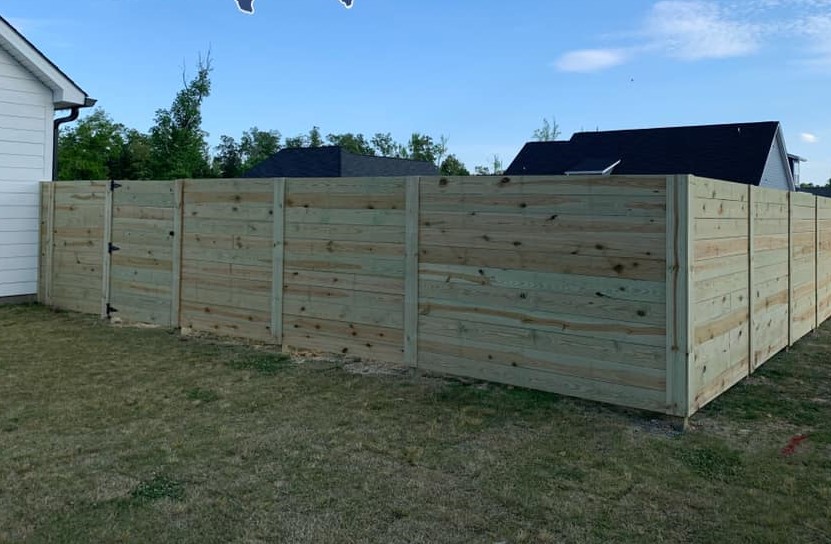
left=57, top=57, right=474, bottom=181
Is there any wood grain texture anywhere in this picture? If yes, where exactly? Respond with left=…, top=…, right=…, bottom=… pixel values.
left=688, top=176, right=749, bottom=413
left=404, top=176, right=419, bottom=368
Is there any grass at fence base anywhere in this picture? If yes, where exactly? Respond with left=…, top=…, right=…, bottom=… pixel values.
left=1, top=304, right=830, bottom=543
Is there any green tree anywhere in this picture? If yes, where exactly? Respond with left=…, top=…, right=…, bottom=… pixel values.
left=440, top=154, right=470, bottom=176
left=405, top=133, right=437, bottom=163
left=213, top=135, right=243, bottom=178
left=370, top=132, right=405, bottom=157
left=308, top=126, right=324, bottom=147
left=327, top=132, right=374, bottom=155
left=57, top=109, right=126, bottom=180
left=117, top=129, right=153, bottom=180
left=148, top=54, right=213, bottom=179
left=239, top=127, right=281, bottom=170
left=474, top=154, right=504, bottom=176
left=284, top=135, right=306, bottom=148
left=533, top=116, right=561, bottom=141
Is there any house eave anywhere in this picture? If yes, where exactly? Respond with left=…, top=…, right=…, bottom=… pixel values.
left=0, top=16, right=91, bottom=108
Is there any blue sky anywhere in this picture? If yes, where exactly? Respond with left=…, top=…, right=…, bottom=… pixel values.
left=5, top=0, right=831, bottom=182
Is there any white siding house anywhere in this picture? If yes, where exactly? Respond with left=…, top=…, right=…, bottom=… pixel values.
left=759, top=125, right=795, bottom=191
left=0, top=16, right=91, bottom=300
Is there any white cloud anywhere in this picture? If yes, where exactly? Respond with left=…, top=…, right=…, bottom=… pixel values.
left=801, top=132, right=819, bottom=143
left=555, top=49, right=629, bottom=72
left=644, top=1, right=761, bottom=59
left=799, top=14, right=831, bottom=67
left=554, top=0, right=831, bottom=72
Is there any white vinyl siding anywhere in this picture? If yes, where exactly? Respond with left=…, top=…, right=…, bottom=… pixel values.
left=759, top=133, right=791, bottom=191
left=0, top=45, right=52, bottom=297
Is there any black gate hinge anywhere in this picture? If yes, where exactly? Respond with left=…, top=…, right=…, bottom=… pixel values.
left=108, top=243, right=121, bottom=253
left=106, top=303, right=118, bottom=315
left=110, top=180, right=122, bottom=191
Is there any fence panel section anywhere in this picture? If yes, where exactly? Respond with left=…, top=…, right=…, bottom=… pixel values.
left=689, top=178, right=750, bottom=413
left=790, top=192, right=817, bottom=343
left=751, top=187, right=790, bottom=369
left=416, top=175, right=669, bottom=412
left=179, top=179, right=275, bottom=341
left=282, top=177, right=408, bottom=363
left=48, top=181, right=107, bottom=314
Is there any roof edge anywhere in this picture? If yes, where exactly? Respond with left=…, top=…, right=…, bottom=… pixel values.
left=0, top=15, right=91, bottom=107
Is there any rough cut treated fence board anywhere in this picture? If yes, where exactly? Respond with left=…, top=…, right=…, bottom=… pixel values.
left=282, top=177, right=407, bottom=363
left=417, top=175, right=669, bottom=413
left=107, top=180, right=177, bottom=326
left=37, top=182, right=54, bottom=305
left=752, top=187, right=789, bottom=369
left=818, top=197, right=831, bottom=323
left=790, top=192, right=817, bottom=344
left=41, top=175, right=831, bottom=418
left=180, top=179, right=274, bottom=342
left=48, top=181, right=107, bottom=314
left=689, top=177, right=749, bottom=413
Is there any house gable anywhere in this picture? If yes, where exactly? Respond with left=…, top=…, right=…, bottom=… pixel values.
left=759, top=126, right=796, bottom=190
left=0, top=16, right=88, bottom=108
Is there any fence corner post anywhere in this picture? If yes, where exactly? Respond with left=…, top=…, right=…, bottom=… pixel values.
left=747, top=185, right=755, bottom=374
left=666, top=175, right=691, bottom=416
left=404, top=175, right=421, bottom=369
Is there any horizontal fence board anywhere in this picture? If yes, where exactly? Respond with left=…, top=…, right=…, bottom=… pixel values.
left=283, top=295, right=403, bottom=329
left=285, top=208, right=405, bottom=226
left=420, top=278, right=665, bottom=326
left=286, top=222, right=405, bottom=243
left=419, top=335, right=665, bottom=391
left=420, top=227, right=664, bottom=258
left=421, top=211, right=665, bottom=234
left=419, top=299, right=665, bottom=347
left=284, top=328, right=404, bottom=363
left=284, top=268, right=404, bottom=295
left=419, top=263, right=665, bottom=303
left=420, top=175, right=667, bottom=196
left=418, top=351, right=667, bottom=413
left=420, top=245, right=665, bottom=281
left=419, top=315, right=665, bottom=370
left=421, top=193, right=667, bottom=217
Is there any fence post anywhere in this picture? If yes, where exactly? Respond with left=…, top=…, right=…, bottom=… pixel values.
left=404, top=176, right=421, bottom=369
left=40, top=182, right=56, bottom=306
left=747, top=185, right=755, bottom=373
left=171, top=179, right=185, bottom=328
left=271, top=178, right=287, bottom=345
left=100, top=181, right=114, bottom=319
left=788, top=192, right=794, bottom=347
left=814, top=195, right=819, bottom=332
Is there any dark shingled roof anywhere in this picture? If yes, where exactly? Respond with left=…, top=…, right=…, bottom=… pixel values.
left=799, top=186, right=831, bottom=198
left=244, top=146, right=438, bottom=178
left=505, top=122, right=782, bottom=186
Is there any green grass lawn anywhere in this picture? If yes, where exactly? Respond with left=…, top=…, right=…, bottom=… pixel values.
left=1, top=305, right=830, bottom=543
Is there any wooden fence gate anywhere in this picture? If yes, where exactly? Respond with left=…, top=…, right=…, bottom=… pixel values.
left=105, top=180, right=181, bottom=326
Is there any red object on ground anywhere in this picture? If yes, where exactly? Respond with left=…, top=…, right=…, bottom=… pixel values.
left=781, top=434, right=809, bottom=457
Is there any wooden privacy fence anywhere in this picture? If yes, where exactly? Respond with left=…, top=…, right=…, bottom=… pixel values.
left=38, top=175, right=831, bottom=417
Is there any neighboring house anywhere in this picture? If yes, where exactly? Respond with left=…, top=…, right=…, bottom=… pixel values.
left=797, top=186, right=831, bottom=198
left=244, top=145, right=438, bottom=178
left=505, top=122, right=799, bottom=191
left=0, top=16, right=93, bottom=302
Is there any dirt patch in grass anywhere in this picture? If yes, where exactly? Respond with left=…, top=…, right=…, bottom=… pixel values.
left=1, top=304, right=830, bottom=543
